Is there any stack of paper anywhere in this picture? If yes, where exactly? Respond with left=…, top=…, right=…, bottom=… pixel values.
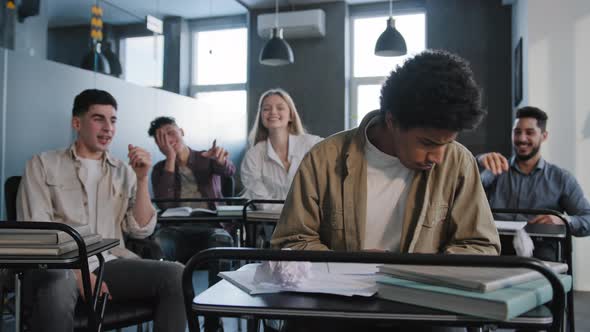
left=219, top=263, right=378, bottom=297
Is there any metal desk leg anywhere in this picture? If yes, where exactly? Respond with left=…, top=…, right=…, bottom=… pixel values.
left=14, top=272, right=22, bottom=332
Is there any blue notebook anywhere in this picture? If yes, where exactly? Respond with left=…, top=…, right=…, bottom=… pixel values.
left=377, top=273, right=571, bottom=321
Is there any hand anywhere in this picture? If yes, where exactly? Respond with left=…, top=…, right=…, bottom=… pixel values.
left=74, top=270, right=112, bottom=301
left=155, top=128, right=176, bottom=160
left=478, top=152, right=509, bottom=175
left=201, top=140, right=229, bottom=167
left=128, top=144, right=152, bottom=179
left=528, top=214, right=565, bottom=225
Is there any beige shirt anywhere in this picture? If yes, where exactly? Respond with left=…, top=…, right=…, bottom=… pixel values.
left=16, top=144, right=157, bottom=263
left=271, top=111, right=500, bottom=255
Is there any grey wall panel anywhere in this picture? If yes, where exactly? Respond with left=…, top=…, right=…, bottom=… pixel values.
left=247, top=2, right=348, bottom=138
left=426, top=0, right=512, bottom=156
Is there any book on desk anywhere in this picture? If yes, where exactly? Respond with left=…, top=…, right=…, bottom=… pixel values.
left=377, top=271, right=571, bottom=321
left=0, top=224, right=92, bottom=244
left=378, top=260, right=568, bottom=293
left=0, top=233, right=102, bottom=255
left=160, top=207, right=217, bottom=217
left=160, top=205, right=252, bottom=217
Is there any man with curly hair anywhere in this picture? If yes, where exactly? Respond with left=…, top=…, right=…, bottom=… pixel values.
left=272, top=50, right=500, bottom=256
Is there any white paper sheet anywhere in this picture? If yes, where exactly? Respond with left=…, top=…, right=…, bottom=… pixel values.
left=494, top=220, right=528, bottom=231
left=219, top=263, right=377, bottom=297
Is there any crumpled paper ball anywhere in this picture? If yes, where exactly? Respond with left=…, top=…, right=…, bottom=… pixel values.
left=253, top=250, right=313, bottom=287
left=513, top=228, right=534, bottom=257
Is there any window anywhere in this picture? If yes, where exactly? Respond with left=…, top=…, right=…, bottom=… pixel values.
left=191, top=26, right=248, bottom=143
left=192, top=28, right=247, bottom=86
left=349, top=12, right=426, bottom=127
left=119, top=35, right=164, bottom=87
left=191, top=27, right=247, bottom=95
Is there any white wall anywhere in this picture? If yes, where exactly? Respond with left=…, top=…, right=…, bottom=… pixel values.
left=515, top=0, right=590, bottom=290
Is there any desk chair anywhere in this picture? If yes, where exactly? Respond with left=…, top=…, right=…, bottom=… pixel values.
left=2, top=176, right=156, bottom=332
left=242, top=199, right=284, bottom=248
left=492, top=207, right=575, bottom=332
left=183, top=248, right=567, bottom=332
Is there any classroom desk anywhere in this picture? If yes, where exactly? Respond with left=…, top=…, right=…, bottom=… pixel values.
left=0, top=222, right=119, bottom=332
left=241, top=199, right=283, bottom=248
left=492, top=208, right=574, bottom=332
left=155, top=199, right=284, bottom=248
left=183, top=248, right=567, bottom=332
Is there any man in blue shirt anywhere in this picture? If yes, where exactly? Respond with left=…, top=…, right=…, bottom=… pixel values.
left=478, top=106, right=590, bottom=259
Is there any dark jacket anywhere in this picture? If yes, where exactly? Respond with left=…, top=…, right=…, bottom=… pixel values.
left=151, top=147, right=236, bottom=209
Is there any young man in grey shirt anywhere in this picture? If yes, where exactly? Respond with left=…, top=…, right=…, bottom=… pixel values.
left=478, top=106, right=590, bottom=260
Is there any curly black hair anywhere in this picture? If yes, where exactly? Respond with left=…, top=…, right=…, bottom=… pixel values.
left=380, top=50, right=485, bottom=131
left=148, top=116, right=177, bottom=137
left=516, top=106, right=547, bottom=132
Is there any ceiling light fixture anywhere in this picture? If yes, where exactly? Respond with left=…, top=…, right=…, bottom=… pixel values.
left=259, top=0, right=294, bottom=66
left=374, top=0, right=407, bottom=57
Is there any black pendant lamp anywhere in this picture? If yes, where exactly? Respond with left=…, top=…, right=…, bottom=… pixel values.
left=374, top=0, right=407, bottom=57
left=259, top=0, right=294, bottom=66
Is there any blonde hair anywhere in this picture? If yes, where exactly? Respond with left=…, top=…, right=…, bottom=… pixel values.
left=248, top=88, right=306, bottom=146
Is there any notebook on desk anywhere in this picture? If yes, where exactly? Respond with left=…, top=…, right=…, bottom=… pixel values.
left=0, top=233, right=103, bottom=255
left=378, top=260, right=568, bottom=293
left=160, top=207, right=216, bottom=217
left=377, top=273, right=571, bottom=321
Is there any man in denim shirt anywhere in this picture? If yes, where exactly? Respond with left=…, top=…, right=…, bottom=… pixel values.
left=478, top=106, right=590, bottom=260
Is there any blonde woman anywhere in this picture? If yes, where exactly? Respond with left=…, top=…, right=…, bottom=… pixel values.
left=241, top=88, right=322, bottom=210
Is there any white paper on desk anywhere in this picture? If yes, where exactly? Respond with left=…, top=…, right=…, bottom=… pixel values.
left=311, top=263, right=380, bottom=275
left=494, top=220, right=527, bottom=231
left=219, top=263, right=377, bottom=297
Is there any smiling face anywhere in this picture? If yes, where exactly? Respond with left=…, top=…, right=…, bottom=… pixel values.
left=157, top=123, right=185, bottom=154
left=72, top=104, right=117, bottom=159
left=512, top=117, right=547, bottom=161
left=260, top=94, right=292, bottom=131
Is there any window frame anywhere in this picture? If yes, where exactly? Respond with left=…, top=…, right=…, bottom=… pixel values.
left=118, top=33, right=165, bottom=88
left=348, top=3, right=427, bottom=128
left=188, top=15, right=248, bottom=97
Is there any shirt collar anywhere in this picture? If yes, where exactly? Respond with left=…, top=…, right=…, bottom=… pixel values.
left=266, top=134, right=297, bottom=160
left=68, top=143, right=116, bottom=167
left=509, top=156, right=545, bottom=174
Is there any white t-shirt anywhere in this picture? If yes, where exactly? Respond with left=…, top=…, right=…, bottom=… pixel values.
left=79, top=158, right=117, bottom=270
left=79, top=158, right=102, bottom=233
left=363, top=120, right=414, bottom=252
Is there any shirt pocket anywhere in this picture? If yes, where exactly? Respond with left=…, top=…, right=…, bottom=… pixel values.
left=45, top=175, right=84, bottom=221
left=423, top=203, right=449, bottom=228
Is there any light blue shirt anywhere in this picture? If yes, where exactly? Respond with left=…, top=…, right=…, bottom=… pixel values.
left=480, top=157, right=590, bottom=236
